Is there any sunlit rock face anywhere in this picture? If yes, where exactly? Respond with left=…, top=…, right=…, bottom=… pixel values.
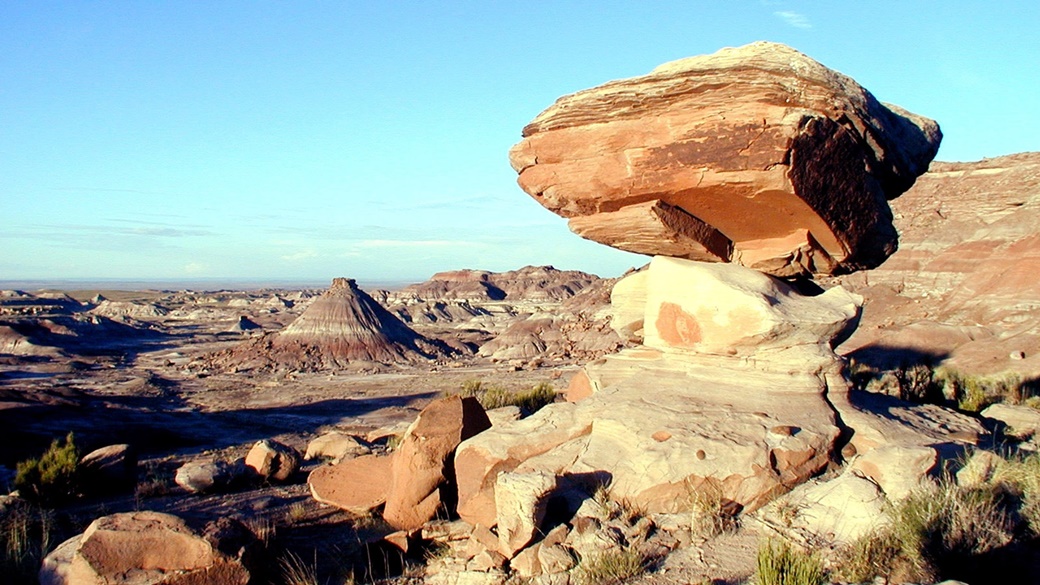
left=509, top=41, right=941, bottom=277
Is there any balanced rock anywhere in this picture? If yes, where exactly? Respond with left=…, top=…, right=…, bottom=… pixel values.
left=38, top=511, right=250, bottom=585
left=383, top=396, right=492, bottom=530
left=244, top=439, right=301, bottom=482
left=509, top=41, right=941, bottom=277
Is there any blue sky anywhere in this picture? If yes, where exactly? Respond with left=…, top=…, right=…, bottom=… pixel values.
left=2, top=2, right=1037, bottom=284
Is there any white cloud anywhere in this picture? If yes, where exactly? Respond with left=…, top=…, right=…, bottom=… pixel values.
left=281, top=250, right=319, bottom=261
left=774, top=10, right=812, bottom=29
left=354, top=239, right=469, bottom=249
left=183, top=262, right=209, bottom=274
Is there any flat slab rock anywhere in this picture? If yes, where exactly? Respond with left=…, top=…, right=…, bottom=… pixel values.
left=509, top=41, right=941, bottom=277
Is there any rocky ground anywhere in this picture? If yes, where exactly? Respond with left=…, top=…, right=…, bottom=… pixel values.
left=0, top=267, right=623, bottom=584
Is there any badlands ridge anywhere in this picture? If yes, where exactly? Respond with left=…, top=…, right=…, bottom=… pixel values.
left=2, top=41, right=1039, bottom=585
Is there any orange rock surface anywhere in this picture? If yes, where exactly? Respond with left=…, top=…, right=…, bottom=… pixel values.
left=509, top=41, right=942, bottom=277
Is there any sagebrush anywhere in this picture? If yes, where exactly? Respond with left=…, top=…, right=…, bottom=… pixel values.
left=14, top=432, right=79, bottom=504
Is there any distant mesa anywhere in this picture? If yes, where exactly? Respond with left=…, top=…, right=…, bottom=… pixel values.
left=207, top=277, right=459, bottom=371
left=90, top=299, right=169, bottom=319
left=400, top=265, right=600, bottom=303
left=509, top=41, right=941, bottom=277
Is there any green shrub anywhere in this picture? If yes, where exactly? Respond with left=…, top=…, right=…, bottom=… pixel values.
left=755, top=539, right=825, bottom=585
left=451, top=380, right=557, bottom=415
left=14, top=432, right=79, bottom=504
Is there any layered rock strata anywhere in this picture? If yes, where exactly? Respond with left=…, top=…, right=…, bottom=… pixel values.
left=509, top=41, right=941, bottom=277
left=456, top=258, right=858, bottom=525
left=209, top=277, right=455, bottom=371
left=452, top=41, right=953, bottom=557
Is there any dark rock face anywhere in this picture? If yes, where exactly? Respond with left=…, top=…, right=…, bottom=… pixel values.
left=509, top=41, right=941, bottom=277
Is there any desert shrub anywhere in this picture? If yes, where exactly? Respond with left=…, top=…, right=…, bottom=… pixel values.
left=576, top=548, right=646, bottom=585
left=452, top=380, right=557, bottom=415
left=14, top=432, right=79, bottom=504
left=755, top=539, right=825, bottom=585
left=851, top=362, right=1033, bottom=413
left=987, top=451, right=1040, bottom=533
left=279, top=551, right=319, bottom=585
left=836, top=479, right=1018, bottom=583
left=687, top=480, right=738, bottom=538
left=1, top=503, right=55, bottom=584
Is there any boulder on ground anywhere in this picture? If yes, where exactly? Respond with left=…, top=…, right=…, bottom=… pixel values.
left=244, top=439, right=301, bottom=482
left=174, top=459, right=245, bottom=494
left=308, top=454, right=392, bottom=515
left=305, top=431, right=370, bottom=463
left=38, top=511, right=250, bottom=585
left=78, top=444, right=137, bottom=495
left=383, top=396, right=492, bottom=530
left=495, top=470, right=557, bottom=558
left=981, top=403, right=1040, bottom=440
left=509, top=41, right=941, bottom=277
left=828, top=388, right=985, bottom=500
left=757, top=471, right=888, bottom=546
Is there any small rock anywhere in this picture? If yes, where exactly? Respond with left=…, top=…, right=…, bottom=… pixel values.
left=245, top=439, right=301, bottom=482
left=79, top=444, right=137, bottom=494
left=175, top=459, right=236, bottom=494
left=956, top=450, right=1003, bottom=488
left=537, top=542, right=576, bottom=575
left=982, top=403, right=1040, bottom=439
left=305, top=432, right=370, bottom=463
left=422, top=520, right=474, bottom=543
left=486, top=405, right=522, bottom=426
left=511, top=543, right=543, bottom=578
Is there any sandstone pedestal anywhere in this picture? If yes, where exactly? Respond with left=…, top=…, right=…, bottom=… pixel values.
left=456, top=258, right=859, bottom=533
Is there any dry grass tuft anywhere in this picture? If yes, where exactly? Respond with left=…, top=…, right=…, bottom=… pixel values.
left=576, top=548, right=647, bottom=585
left=452, top=380, right=557, bottom=415
left=755, top=539, right=826, bottom=585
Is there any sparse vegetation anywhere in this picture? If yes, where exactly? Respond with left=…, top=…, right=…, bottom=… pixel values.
left=849, top=360, right=1039, bottom=413
left=451, top=379, right=558, bottom=415
left=14, top=432, right=79, bottom=505
left=755, top=539, right=826, bottom=585
left=687, top=480, right=738, bottom=537
left=285, top=501, right=309, bottom=524
left=279, top=551, right=320, bottom=585
left=837, top=464, right=1028, bottom=583
left=590, top=479, right=646, bottom=525
left=576, top=548, right=647, bottom=585
left=1, top=502, right=54, bottom=584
